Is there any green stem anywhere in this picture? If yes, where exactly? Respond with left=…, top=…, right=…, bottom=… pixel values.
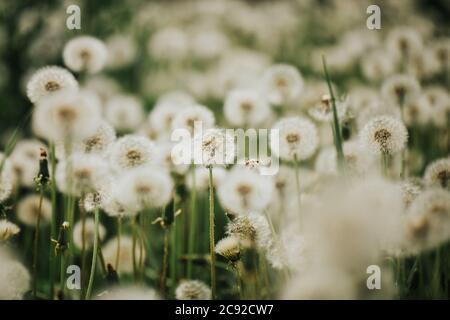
left=187, top=167, right=197, bottom=279
left=208, top=166, right=217, bottom=299
left=32, top=190, right=44, bottom=299
left=115, top=216, right=121, bottom=271
left=322, top=55, right=345, bottom=171
left=85, top=208, right=99, bottom=300
left=49, top=143, right=57, bottom=299
left=160, top=226, right=170, bottom=297
left=293, top=155, right=301, bottom=212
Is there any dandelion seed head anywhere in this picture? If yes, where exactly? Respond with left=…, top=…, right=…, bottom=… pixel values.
left=0, top=220, right=20, bottom=241
left=105, top=34, right=137, bottom=69
left=405, top=189, right=450, bottom=253
left=192, top=129, right=235, bottom=167
left=108, top=135, right=161, bottom=172
left=63, top=36, right=108, bottom=74
left=215, top=236, right=241, bottom=262
left=359, top=116, right=408, bottom=155
left=260, top=64, right=303, bottom=105
left=105, top=95, right=144, bottom=133
left=26, top=66, right=78, bottom=103
left=223, top=89, right=270, bottom=126
left=116, top=167, right=173, bottom=212
left=271, top=116, right=318, bottom=161
left=424, top=158, right=450, bottom=189
left=10, top=140, right=47, bottom=187
left=148, top=102, right=183, bottom=136
left=387, top=27, right=423, bottom=61
left=0, top=254, right=30, bottom=300
left=218, top=167, right=273, bottom=215
left=308, top=95, right=348, bottom=123
left=171, top=105, right=215, bottom=134
left=175, top=280, right=212, bottom=300
left=97, top=286, right=160, bottom=300
left=73, top=218, right=106, bottom=250
left=103, top=236, right=145, bottom=275
left=56, top=153, right=110, bottom=196
left=16, top=194, right=52, bottom=227
left=32, top=90, right=102, bottom=142
left=381, top=74, right=421, bottom=106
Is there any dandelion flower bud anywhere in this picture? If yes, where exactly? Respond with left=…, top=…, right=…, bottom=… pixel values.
left=0, top=220, right=20, bottom=241
left=359, top=115, right=408, bottom=155
left=16, top=194, right=52, bottom=227
left=424, top=158, right=450, bottom=189
left=215, top=236, right=241, bottom=262
left=73, top=218, right=106, bottom=250
left=175, top=280, right=212, bottom=300
left=271, top=116, right=318, bottom=161
left=63, top=36, right=107, bottom=74
left=26, top=66, right=78, bottom=103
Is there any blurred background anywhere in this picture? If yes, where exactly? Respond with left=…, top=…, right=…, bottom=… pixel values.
left=0, top=0, right=449, bottom=146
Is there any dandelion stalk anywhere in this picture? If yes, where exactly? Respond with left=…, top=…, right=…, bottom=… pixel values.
left=293, top=155, right=302, bottom=211
left=49, top=143, right=57, bottom=299
left=322, top=55, right=345, bottom=171
left=115, top=216, right=122, bottom=271
left=32, top=189, right=44, bottom=299
left=85, top=208, right=100, bottom=300
left=187, top=166, right=197, bottom=279
left=208, top=166, right=217, bottom=299
left=160, top=225, right=170, bottom=297
left=131, top=216, right=138, bottom=281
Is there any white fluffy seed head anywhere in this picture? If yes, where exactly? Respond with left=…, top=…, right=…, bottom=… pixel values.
left=215, top=236, right=241, bottom=262
left=424, top=158, right=450, bottom=189
left=73, top=218, right=106, bottom=250
left=16, top=194, right=52, bottom=227
left=97, top=286, right=159, bottom=300
left=56, top=153, right=110, bottom=196
left=0, top=253, right=30, bottom=300
left=405, top=189, right=450, bottom=254
left=223, top=89, right=270, bottom=127
left=26, top=66, right=78, bottom=103
left=105, top=95, right=145, bottom=133
left=175, top=280, right=212, bottom=300
left=32, top=89, right=102, bottom=142
left=218, top=166, right=274, bottom=215
left=116, top=167, right=173, bottom=212
left=171, top=105, right=215, bottom=134
left=359, top=115, right=408, bottom=155
left=192, top=129, right=236, bottom=167
left=271, top=116, right=319, bottom=161
left=381, top=74, right=421, bottom=106
left=102, top=236, right=145, bottom=275
left=0, top=220, right=20, bottom=241
left=260, top=64, right=303, bottom=105
left=63, top=36, right=108, bottom=74
left=10, top=139, right=47, bottom=187
left=108, top=135, right=161, bottom=172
